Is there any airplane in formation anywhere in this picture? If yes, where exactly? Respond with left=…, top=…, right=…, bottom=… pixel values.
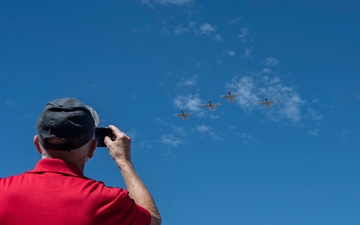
left=257, top=97, right=276, bottom=108
left=220, top=90, right=240, bottom=102
left=202, top=99, right=220, bottom=110
left=174, top=110, right=193, bottom=120
left=174, top=92, right=277, bottom=119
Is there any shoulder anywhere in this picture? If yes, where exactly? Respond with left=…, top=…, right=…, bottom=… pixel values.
left=0, top=173, right=26, bottom=186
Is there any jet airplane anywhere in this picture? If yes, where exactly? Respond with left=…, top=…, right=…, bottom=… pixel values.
left=202, top=99, right=220, bottom=110
left=257, top=97, right=276, bottom=108
left=220, top=90, right=240, bottom=102
left=174, top=110, right=193, bottom=120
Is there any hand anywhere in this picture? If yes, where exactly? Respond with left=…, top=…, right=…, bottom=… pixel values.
left=104, top=125, right=132, bottom=168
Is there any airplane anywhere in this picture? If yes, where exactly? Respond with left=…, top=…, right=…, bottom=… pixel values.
left=257, top=97, right=276, bottom=108
left=220, top=90, right=240, bottom=102
left=174, top=110, right=193, bottom=120
left=202, top=99, right=220, bottom=110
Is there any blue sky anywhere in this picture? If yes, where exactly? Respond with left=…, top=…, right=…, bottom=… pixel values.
left=1, top=0, right=360, bottom=224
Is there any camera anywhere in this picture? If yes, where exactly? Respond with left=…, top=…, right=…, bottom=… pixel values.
left=95, top=127, right=113, bottom=147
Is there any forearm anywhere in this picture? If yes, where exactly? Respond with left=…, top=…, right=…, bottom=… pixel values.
left=118, top=161, right=161, bottom=225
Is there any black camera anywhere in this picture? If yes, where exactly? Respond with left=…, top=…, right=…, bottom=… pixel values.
left=95, top=128, right=113, bottom=147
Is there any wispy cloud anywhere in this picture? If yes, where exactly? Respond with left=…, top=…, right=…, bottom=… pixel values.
left=264, top=57, right=280, bottom=66
left=333, top=128, right=350, bottom=140
left=174, top=24, right=190, bottom=35
left=307, top=107, right=323, bottom=122
left=308, top=128, right=320, bottom=136
left=199, top=23, right=216, bottom=35
left=240, top=132, right=258, bottom=147
left=141, top=0, right=194, bottom=6
left=195, top=124, right=224, bottom=141
left=160, top=134, right=184, bottom=147
left=154, top=0, right=194, bottom=5
left=262, top=68, right=272, bottom=73
left=173, top=22, right=221, bottom=41
left=173, top=94, right=203, bottom=112
left=212, top=34, right=222, bottom=41
left=243, top=48, right=253, bottom=59
left=225, top=51, right=236, bottom=57
left=227, top=16, right=243, bottom=25
left=237, top=27, right=249, bottom=42
left=6, top=100, right=18, bottom=108
left=177, top=75, right=198, bottom=87
left=196, top=124, right=212, bottom=132
left=227, top=76, right=258, bottom=110
left=227, top=75, right=306, bottom=123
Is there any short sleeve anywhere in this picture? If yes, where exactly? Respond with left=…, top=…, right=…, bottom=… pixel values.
left=94, top=186, right=151, bottom=225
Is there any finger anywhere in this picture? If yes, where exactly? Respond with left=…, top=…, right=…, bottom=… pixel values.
left=104, top=135, right=112, bottom=144
left=108, top=125, right=130, bottom=141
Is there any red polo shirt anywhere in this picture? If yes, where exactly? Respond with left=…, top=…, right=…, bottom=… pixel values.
left=0, top=158, right=150, bottom=225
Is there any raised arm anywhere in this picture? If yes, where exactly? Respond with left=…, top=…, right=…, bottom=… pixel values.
left=104, top=125, right=161, bottom=225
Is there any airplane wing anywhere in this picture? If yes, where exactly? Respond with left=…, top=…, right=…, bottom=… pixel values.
left=174, top=112, right=193, bottom=116
left=220, top=94, right=240, bottom=98
left=204, top=103, right=221, bottom=106
left=257, top=101, right=265, bottom=104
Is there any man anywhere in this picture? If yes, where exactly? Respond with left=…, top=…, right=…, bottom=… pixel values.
left=0, top=98, right=161, bottom=225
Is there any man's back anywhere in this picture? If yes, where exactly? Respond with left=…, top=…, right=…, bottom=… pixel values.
left=0, top=158, right=150, bottom=225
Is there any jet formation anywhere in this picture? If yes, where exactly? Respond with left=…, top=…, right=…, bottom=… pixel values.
left=174, top=90, right=277, bottom=120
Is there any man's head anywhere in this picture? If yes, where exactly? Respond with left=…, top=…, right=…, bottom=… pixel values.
left=36, top=98, right=99, bottom=151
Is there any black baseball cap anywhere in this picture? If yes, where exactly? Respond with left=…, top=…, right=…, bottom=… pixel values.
left=36, top=98, right=100, bottom=151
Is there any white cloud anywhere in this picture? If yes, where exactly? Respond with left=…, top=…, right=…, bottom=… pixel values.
left=264, top=57, right=280, bottom=66
left=262, top=68, right=271, bottom=73
left=226, top=51, right=236, bottom=56
left=173, top=94, right=203, bottom=112
left=237, top=27, right=249, bottom=41
left=212, top=34, right=222, bottom=41
left=308, top=129, right=320, bottom=136
left=160, top=134, right=184, bottom=147
left=227, top=75, right=306, bottom=123
left=333, top=128, right=350, bottom=140
left=177, top=75, right=198, bottom=87
left=240, top=132, right=258, bottom=147
left=174, top=22, right=220, bottom=41
left=307, top=108, right=323, bottom=121
left=6, top=100, right=18, bottom=108
left=227, top=16, right=243, bottom=25
left=196, top=124, right=212, bottom=133
left=199, top=23, right=216, bottom=35
left=195, top=124, right=224, bottom=141
left=243, top=48, right=253, bottom=59
left=154, top=0, right=193, bottom=5
left=139, top=140, right=154, bottom=149
left=174, top=24, right=190, bottom=35
left=227, top=76, right=258, bottom=110
left=279, top=94, right=304, bottom=123
left=261, top=76, right=282, bottom=85
left=171, top=125, right=187, bottom=136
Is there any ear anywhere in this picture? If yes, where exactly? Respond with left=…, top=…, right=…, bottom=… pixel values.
left=87, top=139, right=97, bottom=159
left=33, top=135, right=42, bottom=155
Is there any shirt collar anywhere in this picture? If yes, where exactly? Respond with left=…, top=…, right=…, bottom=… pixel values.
left=29, top=158, right=84, bottom=177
